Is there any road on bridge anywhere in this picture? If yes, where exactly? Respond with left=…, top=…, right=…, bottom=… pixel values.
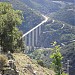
left=21, top=15, right=49, bottom=38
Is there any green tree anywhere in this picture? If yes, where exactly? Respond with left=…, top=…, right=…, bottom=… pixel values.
left=50, top=42, right=63, bottom=75
left=0, top=2, right=23, bottom=52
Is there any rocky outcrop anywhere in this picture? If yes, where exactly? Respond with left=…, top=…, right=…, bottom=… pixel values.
left=0, top=52, right=19, bottom=75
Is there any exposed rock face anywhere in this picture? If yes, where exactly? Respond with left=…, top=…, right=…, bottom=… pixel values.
left=3, top=69, right=18, bottom=75
left=0, top=52, right=19, bottom=75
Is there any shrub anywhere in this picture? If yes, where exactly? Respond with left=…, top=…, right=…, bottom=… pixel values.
left=62, top=72, right=68, bottom=75
left=37, top=60, right=44, bottom=67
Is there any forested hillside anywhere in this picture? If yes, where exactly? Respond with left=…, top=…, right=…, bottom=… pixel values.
left=61, top=42, right=75, bottom=75
left=19, top=0, right=64, bottom=14
left=1, top=0, right=43, bottom=33
left=37, top=19, right=75, bottom=47
left=49, top=5, right=75, bottom=25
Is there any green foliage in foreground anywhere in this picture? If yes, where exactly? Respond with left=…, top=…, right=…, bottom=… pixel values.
left=50, top=42, right=67, bottom=75
left=0, top=2, right=23, bottom=52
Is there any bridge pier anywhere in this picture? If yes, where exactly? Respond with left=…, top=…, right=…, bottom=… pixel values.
left=25, top=36, right=27, bottom=46
left=29, top=33, right=31, bottom=51
left=32, top=31, right=34, bottom=48
left=39, top=26, right=41, bottom=36
left=36, top=28, right=38, bottom=46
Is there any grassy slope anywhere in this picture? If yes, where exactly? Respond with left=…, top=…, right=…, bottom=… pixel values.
left=13, top=53, right=55, bottom=75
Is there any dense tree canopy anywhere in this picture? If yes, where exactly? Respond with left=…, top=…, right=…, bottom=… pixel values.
left=0, top=2, right=23, bottom=52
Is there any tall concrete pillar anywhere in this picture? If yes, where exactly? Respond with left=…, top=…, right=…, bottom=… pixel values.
left=36, top=28, right=38, bottom=46
left=32, top=30, right=34, bottom=47
left=32, top=31, right=35, bottom=50
left=29, top=33, right=31, bottom=51
left=39, top=26, right=41, bottom=35
left=25, top=36, right=27, bottom=46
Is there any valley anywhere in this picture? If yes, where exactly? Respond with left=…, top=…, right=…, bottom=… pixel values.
left=0, top=0, right=75, bottom=75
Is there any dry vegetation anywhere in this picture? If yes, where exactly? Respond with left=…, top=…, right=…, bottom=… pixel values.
left=0, top=54, right=7, bottom=69
left=13, top=53, right=55, bottom=75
